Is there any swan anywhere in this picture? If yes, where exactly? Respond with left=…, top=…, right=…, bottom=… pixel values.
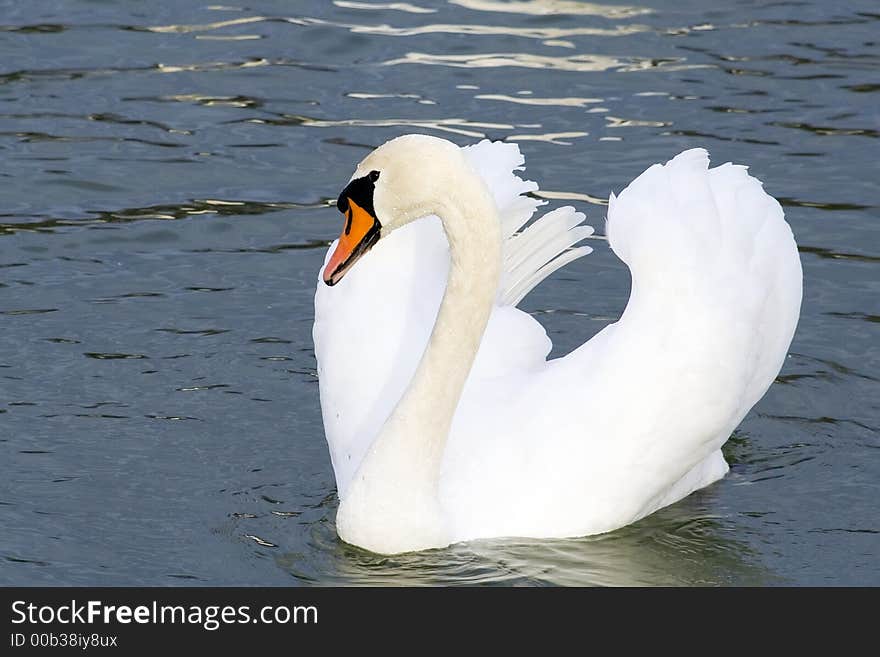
left=313, top=134, right=802, bottom=555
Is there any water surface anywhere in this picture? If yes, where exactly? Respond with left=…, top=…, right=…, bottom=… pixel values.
left=1, top=0, right=878, bottom=585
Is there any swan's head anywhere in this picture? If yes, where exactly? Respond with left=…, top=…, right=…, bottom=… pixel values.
left=323, top=134, right=464, bottom=285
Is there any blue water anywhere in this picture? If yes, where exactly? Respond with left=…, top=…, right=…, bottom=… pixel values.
left=1, top=0, right=877, bottom=585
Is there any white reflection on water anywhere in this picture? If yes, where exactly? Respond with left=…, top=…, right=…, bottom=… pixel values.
left=347, top=92, right=437, bottom=105
left=534, top=190, right=609, bottom=207
left=475, top=94, right=604, bottom=108
left=506, top=131, right=589, bottom=145
left=333, top=1, right=438, bottom=13
left=381, top=51, right=703, bottom=73
left=155, top=59, right=271, bottom=74
left=343, top=21, right=651, bottom=39
left=141, top=14, right=652, bottom=41
left=277, top=116, right=517, bottom=139
left=449, top=0, right=653, bottom=19
left=194, top=34, right=263, bottom=41
left=142, top=15, right=267, bottom=33
left=139, top=10, right=728, bottom=46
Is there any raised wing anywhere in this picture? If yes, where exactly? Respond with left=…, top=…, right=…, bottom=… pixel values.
left=461, top=140, right=594, bottom=306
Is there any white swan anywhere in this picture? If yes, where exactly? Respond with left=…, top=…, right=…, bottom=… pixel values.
left=313, top=134, right=802, bottom=554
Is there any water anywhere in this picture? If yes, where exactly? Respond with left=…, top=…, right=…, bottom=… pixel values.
left=1, top=0, right=877, bottom=586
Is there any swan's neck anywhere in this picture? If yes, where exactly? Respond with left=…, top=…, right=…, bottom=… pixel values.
left=336, top=170, right=501, bottom=553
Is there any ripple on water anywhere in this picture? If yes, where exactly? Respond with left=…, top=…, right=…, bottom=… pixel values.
left=265, top=497, right=776, bottom=586
left=381, top=51, right=699, bottom=73
left=0, top=199, right=324, bottom=236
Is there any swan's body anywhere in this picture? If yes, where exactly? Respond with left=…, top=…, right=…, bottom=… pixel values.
left=313, top=135, right=802, bottom=554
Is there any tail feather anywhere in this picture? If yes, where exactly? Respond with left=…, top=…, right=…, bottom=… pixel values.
left=606, top=147, right=802, bottom=421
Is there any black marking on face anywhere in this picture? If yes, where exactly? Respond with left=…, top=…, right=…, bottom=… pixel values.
left=337, top=170, right=380, bottom=221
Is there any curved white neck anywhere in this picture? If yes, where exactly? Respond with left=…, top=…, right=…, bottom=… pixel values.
left=336, top=169, right=501, bottom=554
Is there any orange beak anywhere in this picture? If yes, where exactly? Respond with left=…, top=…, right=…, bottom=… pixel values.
left=323, top=198, right=381, bottom=286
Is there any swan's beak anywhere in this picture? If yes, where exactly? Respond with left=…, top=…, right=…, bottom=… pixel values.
left=323, top=197, right=381, bottom=286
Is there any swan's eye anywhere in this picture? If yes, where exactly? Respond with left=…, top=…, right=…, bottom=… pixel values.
left=368, top=170, right=380, bottom=182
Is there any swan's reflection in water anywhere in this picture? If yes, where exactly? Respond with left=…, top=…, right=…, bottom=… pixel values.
left=276, top=490, right=774, bottom=586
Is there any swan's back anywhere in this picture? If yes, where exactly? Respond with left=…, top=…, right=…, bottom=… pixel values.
left=441, top=149, right=802, bottom=541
